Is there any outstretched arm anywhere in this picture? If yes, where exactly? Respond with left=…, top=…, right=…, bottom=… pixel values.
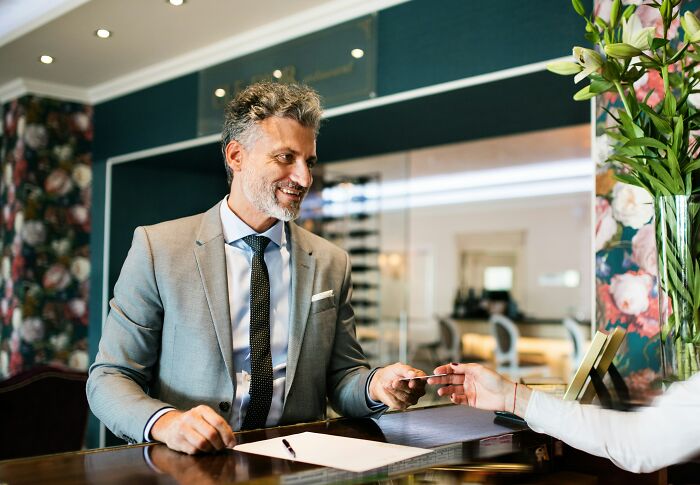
left=429, top=363, right=700, bottom=473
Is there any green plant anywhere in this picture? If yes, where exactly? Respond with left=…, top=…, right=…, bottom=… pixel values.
left=549, top=0, right=700, bottom=380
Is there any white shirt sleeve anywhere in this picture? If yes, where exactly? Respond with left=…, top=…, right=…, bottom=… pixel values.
left=524, top=373, right=700, bottom=473
left=143, top=407, right=176, bottom=442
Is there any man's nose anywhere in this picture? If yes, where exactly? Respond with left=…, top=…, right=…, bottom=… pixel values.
left=290, top=160, right=312, bottom=188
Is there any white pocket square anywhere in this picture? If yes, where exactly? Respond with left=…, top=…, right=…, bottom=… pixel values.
left=311, top=290, right=334, bottom=302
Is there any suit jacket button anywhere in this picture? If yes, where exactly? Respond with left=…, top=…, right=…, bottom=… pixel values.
left=219, top=401, right=231, bottom=412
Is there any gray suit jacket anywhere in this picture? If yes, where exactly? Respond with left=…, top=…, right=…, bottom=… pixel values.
left=87, top=202, right=381, bottom=444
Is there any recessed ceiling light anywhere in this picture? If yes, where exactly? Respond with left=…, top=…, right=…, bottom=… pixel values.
left=39, top=55, right=54, bottom=64
left=351, top=48, right=364, bottom=59
left=95, top=28, right=111, bottom=39
left=167, top=0, right=185, bottom=5
left=214, top=88, right=226, bottom=98
left=272, top=69, right=283, bottom=79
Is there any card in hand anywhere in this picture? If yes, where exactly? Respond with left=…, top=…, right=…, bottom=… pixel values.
left=398, top=373, right=448, bottom=381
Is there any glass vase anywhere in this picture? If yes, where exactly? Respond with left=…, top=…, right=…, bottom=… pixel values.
left=655, top=195, right=700, bottom=382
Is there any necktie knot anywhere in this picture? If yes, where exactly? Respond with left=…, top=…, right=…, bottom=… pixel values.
left=243, top=235, right=270, bottom=255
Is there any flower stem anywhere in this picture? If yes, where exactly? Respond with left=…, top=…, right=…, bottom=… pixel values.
left=613, top=80, right=633, bottom=117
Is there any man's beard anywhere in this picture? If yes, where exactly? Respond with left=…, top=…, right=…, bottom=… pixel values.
left=240, top=166, right=307, bottom=222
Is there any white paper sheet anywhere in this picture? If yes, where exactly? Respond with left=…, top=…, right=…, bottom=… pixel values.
left=234, top=431, right=433, bottom=473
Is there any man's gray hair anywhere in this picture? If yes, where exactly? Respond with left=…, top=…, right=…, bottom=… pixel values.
left=221, top=82, right=323, bottom=185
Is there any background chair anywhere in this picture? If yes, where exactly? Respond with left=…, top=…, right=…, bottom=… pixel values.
left=489, top=314, right=549, bottom=380
left=0, top=365, right=89, bottom=459
left=409, top=316, right=462, bottom=368
left=563, top=316, right=587, bottom=375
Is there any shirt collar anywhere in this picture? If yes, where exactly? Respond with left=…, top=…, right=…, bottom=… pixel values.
left=219, top=197, right=285, bottom=248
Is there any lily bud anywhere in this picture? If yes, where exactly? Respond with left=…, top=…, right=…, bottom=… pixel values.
left=573, top=85, right=596, bottom=101
left=605, top=43, right=643, bottom=59
left=683, top=11, right=700, bottom=40
left=622, top=5, right=636, bottom=20
left=571, top=0, right=586, bottom=16
left=546, top=61, right=584, bottom=75
left=610, top=0, right=621, bottom=27
left=661, top=0, right=672, bottom=20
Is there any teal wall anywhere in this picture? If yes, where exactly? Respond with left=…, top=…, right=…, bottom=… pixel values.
left=87, top=0, right=592, bottom=447
left=92, top=0, right=590, bottom=162
left=377, top=0, right=588, bottom=94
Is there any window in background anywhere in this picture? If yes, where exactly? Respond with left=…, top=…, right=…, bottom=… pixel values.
left=484, top=266, right=513, bottom=291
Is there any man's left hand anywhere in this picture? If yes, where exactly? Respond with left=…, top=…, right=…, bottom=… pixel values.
left=369, top=363, right=427, bottom=410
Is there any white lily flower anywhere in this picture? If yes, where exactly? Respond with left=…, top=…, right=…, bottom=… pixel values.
left=573, top=46, right=603, bottom=83
left=622, top=14, right=655, bottom=50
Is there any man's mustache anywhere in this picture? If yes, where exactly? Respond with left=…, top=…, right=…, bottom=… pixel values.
left=274, top=181, right=308, bottom=195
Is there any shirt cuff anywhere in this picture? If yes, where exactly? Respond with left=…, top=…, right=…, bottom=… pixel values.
left=142, top=446, right=164, bottom=474
left=143, top=407, right=177, bottom=442
left=365, top=367, right=388, bottom=410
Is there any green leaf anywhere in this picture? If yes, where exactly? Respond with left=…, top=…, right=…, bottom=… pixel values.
left=693, top=260, right=700, bottom=312
left=684, top=159, right=700, bottom=171
left=602, top=106, right=622, bottom=125
left=614, top=172, right=647, bottom=190
left=672, top=116, right=684, bottom=157
left=667, top=149, right=685, bottom=192
left=618, top=110, right=645, bottom=138
left=636, top=59, right=661, bottom=69
left=639, top=104, right=672, bottom=134
left=651, top=38, right=670, bottom=50
left=624, top=137, right=670, bottom=151
left=663, top=91, right=678, bottom=118
left=669, top=42, right=691, bottom=64
left=573, top=85, right=596, bottom=101
left=650, top=158, right=681, bottom=191
left=668, top=263, right=693, bottom=303
left=589, top=79, right=614, bottom=94
left=646, top=176, right=674, bottom=196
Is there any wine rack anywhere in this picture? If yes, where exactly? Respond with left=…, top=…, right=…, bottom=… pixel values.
left=320, top=172, right=382, bottom=364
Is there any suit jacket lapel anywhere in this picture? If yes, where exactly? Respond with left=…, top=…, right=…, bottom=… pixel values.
left=285, top=222, right=315, bottom=401
left=193, top=202, right=235, bottom=385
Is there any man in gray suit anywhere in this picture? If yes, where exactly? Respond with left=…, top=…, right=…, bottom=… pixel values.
left=88, top=82, right=426, bottom=454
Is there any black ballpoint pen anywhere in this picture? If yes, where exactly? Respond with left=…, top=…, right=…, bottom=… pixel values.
left=282, top=438, right=296, bottom=459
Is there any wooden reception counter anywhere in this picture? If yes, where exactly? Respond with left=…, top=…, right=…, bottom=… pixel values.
left=0, top=404, right=679, bottom=485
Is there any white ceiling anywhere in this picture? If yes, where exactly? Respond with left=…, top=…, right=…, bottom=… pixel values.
left=0, top=0, right=406, bottom=104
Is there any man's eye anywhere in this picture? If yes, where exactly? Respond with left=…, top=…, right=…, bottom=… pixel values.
left=276, top=153, right=293, bottom=162
left=307, top=160, right=317, bottom=169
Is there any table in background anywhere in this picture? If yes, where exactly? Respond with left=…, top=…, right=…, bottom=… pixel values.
left=456, top=318, right=591, bottom=377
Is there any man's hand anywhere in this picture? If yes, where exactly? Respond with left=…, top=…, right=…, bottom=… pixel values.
left=150, top=405, right=236, bottom=454
left=369, top=363, right=427, bottom=410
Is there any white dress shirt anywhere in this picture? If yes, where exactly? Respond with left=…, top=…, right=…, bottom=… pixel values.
left=525, top=372, right=700, bottom=473
left=220, top=198, right=290, bottom=430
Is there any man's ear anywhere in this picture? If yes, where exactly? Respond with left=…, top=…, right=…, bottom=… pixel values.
left=224, top=140, right=245, bottom=174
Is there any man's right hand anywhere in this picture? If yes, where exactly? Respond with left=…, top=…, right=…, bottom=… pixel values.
left=150, top=405, right=236, bottom=454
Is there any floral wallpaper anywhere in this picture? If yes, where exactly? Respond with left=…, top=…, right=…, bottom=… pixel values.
left=593, top=0, right=683, bottom=402
left=0, top=96, right=92, bottom=379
